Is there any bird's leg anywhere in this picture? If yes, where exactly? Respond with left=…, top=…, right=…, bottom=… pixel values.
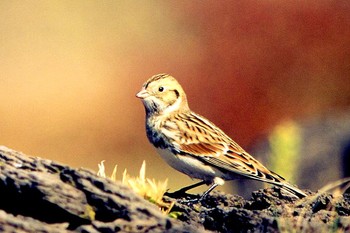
left=198, top=183, right=218, bottom=201
left=178, top=183, right=219, bottom=204
left=165, top=181, right=206, bottom=198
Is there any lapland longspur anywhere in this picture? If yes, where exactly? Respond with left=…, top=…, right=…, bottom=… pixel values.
left=136, top=74, right=306, bottom=199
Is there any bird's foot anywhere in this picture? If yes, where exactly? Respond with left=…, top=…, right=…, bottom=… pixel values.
left=165, top=191, right=203, bottom=204
left=175, top=193, right=209, bottom=205
left=177, top=198, right=200, bottom=204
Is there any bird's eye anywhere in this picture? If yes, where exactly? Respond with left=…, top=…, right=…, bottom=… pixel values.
left=158, top=86, right=164, bottom=92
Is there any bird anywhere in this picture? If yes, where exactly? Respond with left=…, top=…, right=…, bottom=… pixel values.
left=136, top=73, right=307, bottom=200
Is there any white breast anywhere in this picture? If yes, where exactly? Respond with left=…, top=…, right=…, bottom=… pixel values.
left=156, top=148, right=217, bottom=183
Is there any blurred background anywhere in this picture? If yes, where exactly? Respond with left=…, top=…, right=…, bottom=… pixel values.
left=1, top=1, right=350, bottom=196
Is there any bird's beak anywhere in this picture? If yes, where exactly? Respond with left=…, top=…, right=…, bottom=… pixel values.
left=136, top=89, right=149, bottom=99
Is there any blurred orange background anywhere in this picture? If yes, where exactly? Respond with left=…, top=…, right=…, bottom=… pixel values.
left=1, top=1, right=349, bottom=194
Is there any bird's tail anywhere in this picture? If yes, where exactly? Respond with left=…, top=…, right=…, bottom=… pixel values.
left=243, top=169, right=307, bottom=198
left=269, top=171, right=307, bottom=198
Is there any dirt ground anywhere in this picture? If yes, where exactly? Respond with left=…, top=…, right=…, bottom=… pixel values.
left=0, top=146, right=349, bottom=232
left=166, top=187, right=350, bottom=232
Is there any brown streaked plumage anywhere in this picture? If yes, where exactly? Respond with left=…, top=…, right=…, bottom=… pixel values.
left=136, top=73, right=306, bottom=200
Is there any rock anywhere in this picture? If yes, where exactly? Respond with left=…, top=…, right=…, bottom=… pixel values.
left=0, top=146, right=349, bottom=232
left=169, top=188, right=350, bottom=232
left=0, top=146, right=204, bottom=233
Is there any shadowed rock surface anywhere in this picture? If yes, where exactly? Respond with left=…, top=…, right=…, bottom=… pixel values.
left=169, top=188, right=350, bottom=233
left=0, top=146, right=203, bottom=232
left=0, top=146, right=349, bottom=232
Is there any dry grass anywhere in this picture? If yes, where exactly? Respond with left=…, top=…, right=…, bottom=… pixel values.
left=97, top=160, right=174, bottom=214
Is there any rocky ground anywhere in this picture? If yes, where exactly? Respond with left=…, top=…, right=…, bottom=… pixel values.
left=168, top=188, right=350, bottom=232
left=0, top=146, right=349, bottom=232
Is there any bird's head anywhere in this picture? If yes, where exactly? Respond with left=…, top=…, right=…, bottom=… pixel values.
left=136, top=74, right=189, bottom=116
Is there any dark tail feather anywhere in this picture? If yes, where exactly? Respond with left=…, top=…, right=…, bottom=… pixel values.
left=279, top=181, right=307, bottom=198
left=269, top=171, right=307, bottom=198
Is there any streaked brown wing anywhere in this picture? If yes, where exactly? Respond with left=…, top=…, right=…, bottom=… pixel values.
left=174, top=112, right=282, bottom=182
left=179, top=141, right=277, bottom=181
